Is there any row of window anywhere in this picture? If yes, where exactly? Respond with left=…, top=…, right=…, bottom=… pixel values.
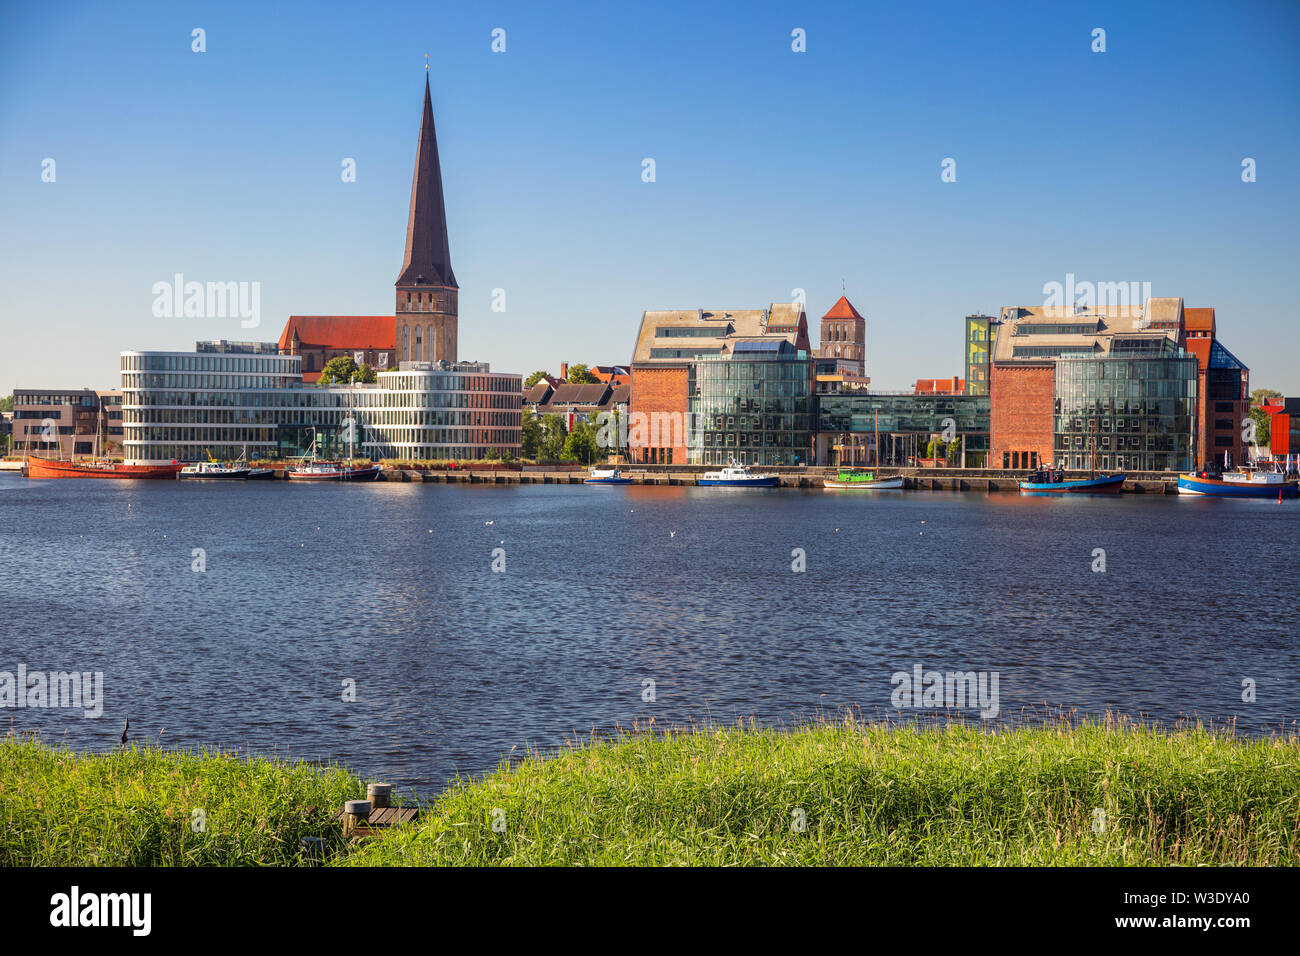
left=124, top=354, right=297, bottom=374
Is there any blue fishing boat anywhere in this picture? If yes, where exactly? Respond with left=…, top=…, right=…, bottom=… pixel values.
left=698, top=463, right=780, bottom=487
left=1019, top=468, right=1125, bottom=495
left=1178, top=467, right=1297, bottom=499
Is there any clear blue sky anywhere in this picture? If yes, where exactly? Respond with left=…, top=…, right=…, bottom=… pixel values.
left=2, top=0, right=1297, bottom=395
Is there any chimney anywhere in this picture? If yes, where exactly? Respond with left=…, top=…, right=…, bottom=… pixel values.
left=560, top=362, right=569, bottom=381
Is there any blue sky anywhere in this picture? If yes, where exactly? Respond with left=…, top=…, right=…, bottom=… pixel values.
left=2, top=0, right=1297, bottom=395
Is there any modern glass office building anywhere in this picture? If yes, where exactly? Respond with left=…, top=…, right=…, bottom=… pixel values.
left=1052, top=350, right=1198, bottom=473
left=817, top=393, right=991, bottom=467
left=687, top=340, right=815, bottom=466
left=352, top=363, right=522, bottom=461
left=120, top=344, right=521, bottom=464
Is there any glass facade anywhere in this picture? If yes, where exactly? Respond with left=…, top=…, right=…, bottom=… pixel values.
left=120, top=351, right=521, bottom=464
left=352, top=366, right=522, bottom=461
left=818, top=393, right=990, bottom=466
left=687, top=345, right=814, bottom=465
left=1052, top=354, right=1198, bottom=472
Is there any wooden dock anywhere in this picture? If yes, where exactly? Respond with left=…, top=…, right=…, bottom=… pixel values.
left=334, top=786, right=419, bottom=842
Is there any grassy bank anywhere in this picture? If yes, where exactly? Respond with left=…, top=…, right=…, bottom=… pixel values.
left=0, top=737, right=364, bottom=866
left=346, top=717, right=1300, bottom=866
left=4, top=718, right=1298, bottom=866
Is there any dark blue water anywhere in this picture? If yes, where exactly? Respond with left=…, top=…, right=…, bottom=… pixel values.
left=1, top=473, right=1297, bottom=795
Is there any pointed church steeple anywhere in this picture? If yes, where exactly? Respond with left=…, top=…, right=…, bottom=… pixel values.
left=397, top=75, right=456, bottom=289
left=396, top=74, right=460, bottom=365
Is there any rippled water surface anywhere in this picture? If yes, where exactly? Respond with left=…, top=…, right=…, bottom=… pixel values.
left=1, top=474, right=1297, bottom=795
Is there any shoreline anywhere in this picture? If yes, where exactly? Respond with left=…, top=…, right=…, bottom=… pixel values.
left=5, top=716, right=1297, bottom=867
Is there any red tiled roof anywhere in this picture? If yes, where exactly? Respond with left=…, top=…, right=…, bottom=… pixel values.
left=1183, top=307, right=1216, bottom=333
left=913, top=376, right=965, bottom=395
left=278, top=316, right=395, bottom=351
left=822, top=296, right=865, bottom=321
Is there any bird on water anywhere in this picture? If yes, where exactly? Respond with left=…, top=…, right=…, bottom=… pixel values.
left=119, top=718, right=129, bottom=749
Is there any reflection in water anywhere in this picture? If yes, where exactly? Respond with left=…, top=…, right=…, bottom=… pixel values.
left=0, top=474, right=1297, bottom=795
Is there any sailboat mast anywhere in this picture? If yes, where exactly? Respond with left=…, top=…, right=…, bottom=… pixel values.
left=874, top=409, right=879, bottom=469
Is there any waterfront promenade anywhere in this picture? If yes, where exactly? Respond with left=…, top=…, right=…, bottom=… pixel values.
left=376, top=463, right=1188, bottom=493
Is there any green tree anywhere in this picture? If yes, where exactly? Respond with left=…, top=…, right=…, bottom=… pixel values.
left=926, top=437, right=942, bottom=460
left=1249, top=388, right=1281, bottom=445
left=353, top=363, right=377, bottom=384
left=946, top=437, right=962, bottom=466
left=595, top=409, right=625, bottom=456
left=0, top=395, right=12, bottom=413
left=525, top=370, right=551, bottom=388
left=566, top=363, right=598, bottom=384
left=318, top=355, right=360, bottom=385
left=562, top=421, right=599, bottom=463
left=521, top=411, right=544, bottom=459
left=541, top=415, right=568, bottom=460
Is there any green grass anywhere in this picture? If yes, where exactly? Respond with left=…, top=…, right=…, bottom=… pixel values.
left=4, top=717, right=1298, bottom=866
left=0, top=736, right=364, bottom=866
left=345, top=716, right=1300, bottom=866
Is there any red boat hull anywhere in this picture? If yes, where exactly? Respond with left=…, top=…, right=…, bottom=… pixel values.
left=25, top=456, right=183, bottom=480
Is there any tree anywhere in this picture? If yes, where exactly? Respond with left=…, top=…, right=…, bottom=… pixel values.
left=566, top=363, right=598, bottom=384
left=521, top=411, right=544, bottom=459
left=318, top=355, right=359, bottom=385
left=1249, top=388, right=1282, bottom=446
left=946, top=437, right=962, bottom=466
left=0, top=395, right=12, bottom=413
left=525, top=370, right=551, bottom=388
left=562, top=420, right=599, bottom=463
left=353, top=363, right=377, bottom=384
left=541, top=415, right=568, bottom=460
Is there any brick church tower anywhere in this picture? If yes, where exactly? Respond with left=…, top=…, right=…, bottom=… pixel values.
left=817, top=295, right=866, bottom=375
left=396, top=75, right=458, bottom=364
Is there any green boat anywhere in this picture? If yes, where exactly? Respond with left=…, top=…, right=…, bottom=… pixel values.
left=823, top=468, right=904, bottom=490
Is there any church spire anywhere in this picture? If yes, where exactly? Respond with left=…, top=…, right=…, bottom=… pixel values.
left=397, top=74, right=456, bottom=289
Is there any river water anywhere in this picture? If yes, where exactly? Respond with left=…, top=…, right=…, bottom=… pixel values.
left=1, top=474, right=1296, bottom=795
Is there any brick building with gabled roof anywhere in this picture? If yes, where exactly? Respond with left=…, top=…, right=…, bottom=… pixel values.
left=278, top=316, right=397, bottom=383
left=524, top=380, right=630, bottom=428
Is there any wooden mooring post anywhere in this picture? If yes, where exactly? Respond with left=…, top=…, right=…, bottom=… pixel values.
left=336, top=785, right=419, bottom=841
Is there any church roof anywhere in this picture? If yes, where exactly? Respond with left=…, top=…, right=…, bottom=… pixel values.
left=822, top=296, right=865, bottom=321
left=396, top=76, right=457, bottom=289
left=278, top=316, right=395, bottom=351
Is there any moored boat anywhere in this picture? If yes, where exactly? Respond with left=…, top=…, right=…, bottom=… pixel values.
left=584, top=466, right=631, bottom=485
left=823, top=468, right=903, bottom=490
left=1177, top=467, right=1297, bottom=499
left=698, top=463, right=780, bottom=487
left=1019, top=470, right=1126, bottom=495
left=286, top=461, right=381, bottom=481
left=26, top=456, right=183, bottom=480
left=180, top=461, right=250, bottom=480
left=247, top=467, right=276, bottom=480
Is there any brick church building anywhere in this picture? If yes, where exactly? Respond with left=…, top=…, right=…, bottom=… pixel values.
left=278, top=74, right=459, bottom=382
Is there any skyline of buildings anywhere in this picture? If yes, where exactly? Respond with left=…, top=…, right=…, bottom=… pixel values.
left=1, top=60, right=1287, bottom=473
left=4, top=68, right=1282, bottom=473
